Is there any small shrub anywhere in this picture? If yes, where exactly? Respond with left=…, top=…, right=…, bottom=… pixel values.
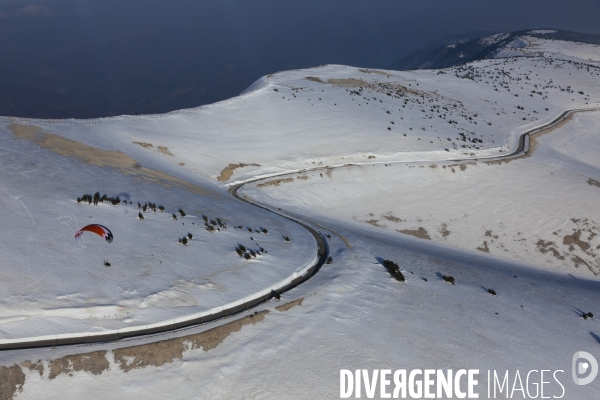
left=104, top=260, right=111, bottom=267
left=138, top=202, right=141, bottom=209
left=247, top=227, right=253, bottom=232
left=262, top=228, right=268, bottom=234
left=178, top=208, right=186, bottom=217
left=488, top=288, right=497, bottom=296
left=382, top=259, right=405, bottom=282
left=187, top=233, right=193, bottom=240
left=442, top=275, right=455, bottom=285
left=202, top=215, right=208, bottom=222
left=138, top=211, right=144, bottom=220
left=206, top=225, right=215, bottom=232
left=271, top=290, right=280, bottom=300
left=583, top=312, right=594, bottom=320
left=158, top=205, right=165, bottom=212
left=244, top=253, right=251, bottom=260
left=181, top=237, right=188, bottom=245
left=172, top=213, right=177, bottom=220
left=284, top=236, right=290, bottom=242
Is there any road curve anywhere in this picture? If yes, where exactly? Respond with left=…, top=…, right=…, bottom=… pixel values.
left=0, top=176, right=329, bottom=352
left=1, top=106, right=597, bottom=351
left=451, top=107, right=600, bottom=163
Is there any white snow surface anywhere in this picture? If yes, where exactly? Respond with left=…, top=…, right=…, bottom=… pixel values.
left=0, top=124, right=316, bottom=340
left=1, top=36, right=600, bottom=399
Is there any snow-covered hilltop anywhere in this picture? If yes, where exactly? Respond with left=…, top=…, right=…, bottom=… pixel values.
left=1, top=33, right=600, bottom=399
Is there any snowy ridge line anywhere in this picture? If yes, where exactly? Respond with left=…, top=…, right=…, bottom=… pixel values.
left=0, top=79, right=276, bottom=126
left=0, top=108, right=206, bottom=125
left=0, top=184, right=328, bottom=352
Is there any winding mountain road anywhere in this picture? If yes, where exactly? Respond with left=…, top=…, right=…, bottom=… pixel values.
left=1, top=106, right=598, bottom=351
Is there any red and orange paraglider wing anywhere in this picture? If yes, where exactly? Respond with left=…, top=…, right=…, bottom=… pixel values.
left=75, top=224, right=113, bottom=243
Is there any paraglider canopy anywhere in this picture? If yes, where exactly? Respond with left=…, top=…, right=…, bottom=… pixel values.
left=75, top=224, right=113, bottom=243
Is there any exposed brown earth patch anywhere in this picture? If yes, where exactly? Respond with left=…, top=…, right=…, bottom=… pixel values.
left=157, top=146, right=173, bottom=156
left=440, top=223, right=451, bottom=238
left=275, top=298, right=304, bottom=312
left=399, top=227, right=431, bottom=240
left=588, top=178, right=600, bottom=188
left=113, top=310, right=268, bottom=372
left=536, top=240, right=565, bottom=260
left=297, top=175, right=309, bottom=180
left=305, top=76, right=323, bottom=83
left=20, top=360, right=44, bottom=376
left=382, top=212, right=402, bottom=223
left=48, top=351, right=110, bottom=380
left=327, top=78, right=370, bottom=87
left=477, top=241, right=490, bottom=253
left=217, top=163, right=261, bottom=182
left=0, top=365, right=25, bottom=400
left=133, top=141, right=154, bottom=148
left=133, top=141, right=173, bottom=156
left=366, top=219, right=384, bottom=227
left=485, top=230, right=499, bottom=239
left=9, top=124, right=213, bottom=197
left=534, top=219, right=599, bottom=274
left=257, top=177, right=294, bottom=187
left=563, top=230, right=590, bottom=252
left=572, top=255, right=593, bottom=273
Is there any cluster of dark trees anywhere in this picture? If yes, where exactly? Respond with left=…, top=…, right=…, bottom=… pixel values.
left=77, top=192, right=122, bottom=206
left=235, top=243, right=266, bottom=260
left=382, top=259, right=405, bottom=282
left=203, top=215, right=227, bottom=232
left=139, top=202, right=164, bottom=213
left=178, top=233, right=193, bottom=245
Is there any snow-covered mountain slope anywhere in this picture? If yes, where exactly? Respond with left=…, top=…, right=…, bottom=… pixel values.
left=389, top=28, right=600, bottom=71
left=1, top=35, right=600, bottom=399
left=9, top=34, right=599, bottom=185
left=0, top=123, right=315, bottom=340
left=242, top=109, right=600, bottom=277
left=6, top=220, right=600, bottom=399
